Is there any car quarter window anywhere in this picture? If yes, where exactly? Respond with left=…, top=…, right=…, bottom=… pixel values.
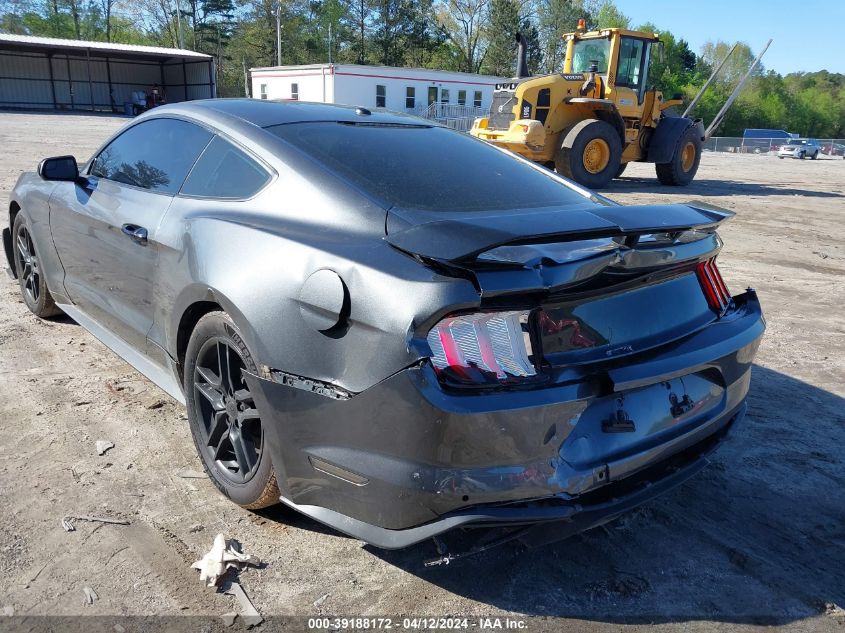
left=180, top=136, right=271, bottom=199
left=90, top=118, right=213, bottom=194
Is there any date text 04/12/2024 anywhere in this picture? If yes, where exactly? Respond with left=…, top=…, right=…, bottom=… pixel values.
left=307, top=617, right=528, bottom=629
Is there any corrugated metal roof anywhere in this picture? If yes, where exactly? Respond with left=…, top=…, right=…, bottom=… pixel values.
left=0, top=33, right=211, bottom=60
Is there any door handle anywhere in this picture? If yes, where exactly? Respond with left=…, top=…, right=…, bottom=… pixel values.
left=121, top=223, right=148, bottom=245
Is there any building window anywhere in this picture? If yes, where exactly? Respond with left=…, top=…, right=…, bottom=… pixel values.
left=473, top=90, right=482, bottom=107
left=405, top=86, right=415, bottom=109
left=376, top=84, right=386, bottom=108
left=291, top=83, right=299, bottom=101
left=440, top=88, right=449, bottom=104
left=260, top=84, right=268, bottom=100
left=458, top=90, right=466, bottom=106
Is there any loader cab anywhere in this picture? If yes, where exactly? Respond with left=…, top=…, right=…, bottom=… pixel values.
left=564, top=29, right=659, bottom=113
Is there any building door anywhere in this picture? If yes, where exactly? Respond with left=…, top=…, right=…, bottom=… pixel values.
left=427, top=86, right=437, bottom=107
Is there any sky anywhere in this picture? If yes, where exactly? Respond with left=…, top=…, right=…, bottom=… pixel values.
left=616, top=0, right=845, bottom=75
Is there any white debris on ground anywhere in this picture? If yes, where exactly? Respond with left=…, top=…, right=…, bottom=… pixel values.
left=82, top=586, right=98, bottom=605
left=95, top=440, right=114, bottom=456
left=225, top=582, right=263, bottom=628
left=191, top=533, right=261, bottom=587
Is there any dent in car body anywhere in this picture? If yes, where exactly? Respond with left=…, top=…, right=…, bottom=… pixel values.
left=244, top=290, right=761, bottom=541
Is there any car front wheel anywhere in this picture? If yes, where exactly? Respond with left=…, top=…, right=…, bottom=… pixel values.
left=12, top=213, right=62, bottom=318
left=184, top=311, right=279, bottom=509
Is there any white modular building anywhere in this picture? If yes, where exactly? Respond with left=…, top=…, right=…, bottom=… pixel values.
left=250, top=64, right=505, bottom=121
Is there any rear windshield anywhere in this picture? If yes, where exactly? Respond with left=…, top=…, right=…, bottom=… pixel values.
left=266, top=122, right=588, bottom=212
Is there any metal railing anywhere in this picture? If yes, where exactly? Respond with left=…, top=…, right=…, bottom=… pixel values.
left=704, top=137, right=845, bottom=156
left=413, top=103, right=488, bottom=132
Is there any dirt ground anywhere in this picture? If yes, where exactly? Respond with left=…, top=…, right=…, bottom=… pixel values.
left=0, top=111, right=843, bottom=632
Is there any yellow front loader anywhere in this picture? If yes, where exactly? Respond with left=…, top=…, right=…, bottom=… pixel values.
left=471, top=23, right=770, bottom=188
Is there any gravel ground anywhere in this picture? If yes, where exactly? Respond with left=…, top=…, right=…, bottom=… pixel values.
left=0, top=111, right=843, bottom=632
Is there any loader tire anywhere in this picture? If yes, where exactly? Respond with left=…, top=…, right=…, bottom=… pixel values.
left=615, top=163, right=627, bottom=178
left=656, top=125, right=701, bottom=186
left=555, top=119, right=622, bottom=189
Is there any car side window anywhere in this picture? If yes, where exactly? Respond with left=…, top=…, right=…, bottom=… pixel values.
left=90, top=118, right=213, bottom=195
left=180, top=136, right=271, bottom=200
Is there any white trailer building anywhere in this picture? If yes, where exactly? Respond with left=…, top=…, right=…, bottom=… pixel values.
left=250, top=64, right=505, bottom=128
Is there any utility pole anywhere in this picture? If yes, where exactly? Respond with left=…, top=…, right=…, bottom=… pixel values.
left=175, top=0, right=185, bottom=49
left=275, top=2, right=282, bottom=66
left=243, top=58, right=249, bottom=97
left=328, top=23, right=332, bottom=64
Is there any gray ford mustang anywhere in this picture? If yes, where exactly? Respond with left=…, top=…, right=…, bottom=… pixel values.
left=3, top=99, right=764, bottom=553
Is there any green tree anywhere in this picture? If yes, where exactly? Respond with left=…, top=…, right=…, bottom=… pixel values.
left=370, top=0, right=437, bottom=66
left=434, top=0, right=488, bottom=73
left=595, top=0, right=628, bottom=29
left=537, top=0, right=587, bottom=73
left=482, top=0, right=519, bottom=76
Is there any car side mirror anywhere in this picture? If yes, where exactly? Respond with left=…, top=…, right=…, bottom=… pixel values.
left=38, top=155, right=79, bottom=182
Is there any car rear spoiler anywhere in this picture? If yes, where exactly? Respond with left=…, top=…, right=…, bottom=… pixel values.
left=385, top=202, right=734, bottom=263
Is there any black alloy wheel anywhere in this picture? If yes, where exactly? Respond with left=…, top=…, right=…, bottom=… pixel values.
left=184, top=311, right=279, bottom=509
left=193, top=337, right=263, bottom=483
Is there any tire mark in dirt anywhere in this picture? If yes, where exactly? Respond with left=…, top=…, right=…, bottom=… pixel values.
left=123, top=521, right=228, bottom=613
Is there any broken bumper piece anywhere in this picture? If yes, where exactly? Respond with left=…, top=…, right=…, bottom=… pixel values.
left=243, top=290, right=763, bottom=549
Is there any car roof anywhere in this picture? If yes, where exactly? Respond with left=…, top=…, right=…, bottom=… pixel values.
left=155, top=98, right=428, bottom=129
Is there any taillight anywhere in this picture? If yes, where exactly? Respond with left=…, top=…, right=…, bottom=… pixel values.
left=426, top=311, right=536, bottom=383
left=696, top=258, right=731, bottom=314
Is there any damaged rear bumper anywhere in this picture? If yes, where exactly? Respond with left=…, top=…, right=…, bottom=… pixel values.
left=243, top=290, right=764, bottom=549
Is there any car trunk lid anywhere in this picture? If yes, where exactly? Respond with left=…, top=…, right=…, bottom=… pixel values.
left=385, top=201, right=733, bottom=263
left=389, top=201, right=735, bottom=367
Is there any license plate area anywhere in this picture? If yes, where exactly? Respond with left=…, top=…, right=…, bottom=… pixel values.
left=559, top=370, right=725, bottom=472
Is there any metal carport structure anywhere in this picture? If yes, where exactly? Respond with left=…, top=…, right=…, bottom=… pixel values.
left=0, top=34, right=215, bottom=112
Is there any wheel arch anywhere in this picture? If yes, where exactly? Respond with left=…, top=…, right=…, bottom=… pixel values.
left=561, top=113, right=625, bottom=150
left=170, top=285, right=262, bottom=384
left=594, top=108, right=625, bottom=146
left=3, top=201, right=21, bottom=277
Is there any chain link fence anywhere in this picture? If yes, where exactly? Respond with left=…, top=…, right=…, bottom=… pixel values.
left=705, top=137, right=845, bottom=156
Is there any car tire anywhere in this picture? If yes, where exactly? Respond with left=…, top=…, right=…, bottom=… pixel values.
left=555, top=119, right=622, bottom=189
left=655, top=125, right=702, bottom=186
left=184, top=311, right=280, bottom=510
left=811, top=151, right=818, bottom=160
left=12, top=212, right=62, bottom=319
left=798, top=151, right=805, bottom=159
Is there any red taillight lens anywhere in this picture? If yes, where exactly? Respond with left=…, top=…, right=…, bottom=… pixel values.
left=696, top=258, right=731, bottom=314
left=426, top=311, right=536, bottom=383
